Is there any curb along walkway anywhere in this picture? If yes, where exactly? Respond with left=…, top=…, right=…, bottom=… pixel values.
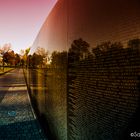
left=0, top=68, right=47, bottom=140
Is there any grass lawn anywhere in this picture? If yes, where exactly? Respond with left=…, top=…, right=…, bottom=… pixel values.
left=0, top=67, right=14, bottom=74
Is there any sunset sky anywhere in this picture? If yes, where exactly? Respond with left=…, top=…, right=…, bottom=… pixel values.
left=0, top=0, right=57, bottom=53
left=31, top=0, right=140, bottom=54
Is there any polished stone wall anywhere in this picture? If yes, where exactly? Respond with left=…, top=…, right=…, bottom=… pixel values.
left=26, top=0, right=140, bottom=139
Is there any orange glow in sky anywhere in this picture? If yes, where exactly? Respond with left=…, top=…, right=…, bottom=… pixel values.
left=0, top=0, right=57, bottom=53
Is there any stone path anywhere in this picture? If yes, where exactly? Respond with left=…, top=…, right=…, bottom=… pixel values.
left=0, top=68, right=47, bottom=140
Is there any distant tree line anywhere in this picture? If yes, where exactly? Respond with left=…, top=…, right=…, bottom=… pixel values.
left=25, top=38, right=140, bottom=68
left=0, top=44, right=21, bottom=68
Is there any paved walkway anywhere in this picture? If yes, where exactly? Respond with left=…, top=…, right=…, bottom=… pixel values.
left=0, top=68, right=47, bottom=140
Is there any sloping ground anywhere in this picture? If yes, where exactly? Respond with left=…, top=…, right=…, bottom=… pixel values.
left=0, top=67, right=14, bottom=75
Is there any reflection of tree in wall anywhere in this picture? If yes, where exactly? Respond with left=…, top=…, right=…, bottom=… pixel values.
left=29, top=53, right=44, bottom=68
left=68, top=38, right=140, bottom=62
left=128, top=38, right=140, bottom=49
left=27, top=37, right=140, bottom=140
left=68, top=38, right=90, bottom=63
left=28, top=47, right=49, bottom=68
left=67, top=38, right=140, bottom=140
left=51, top=51, right=67, bottom=68
left=92, top=41, right=123, bottom=58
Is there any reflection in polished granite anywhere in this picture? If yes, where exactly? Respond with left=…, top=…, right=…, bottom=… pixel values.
left=26, top=0, right=140, bottom=140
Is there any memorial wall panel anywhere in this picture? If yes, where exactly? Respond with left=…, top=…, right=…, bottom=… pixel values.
left=25, top=0, right=140, bottom=139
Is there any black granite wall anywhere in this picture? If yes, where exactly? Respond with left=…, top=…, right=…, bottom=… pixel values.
left=25, top=0, right=140, bottom=139
left=67, top=47, right=140, bottom=140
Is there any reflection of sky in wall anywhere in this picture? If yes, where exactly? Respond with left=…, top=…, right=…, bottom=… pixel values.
left=69, top=0, right=140, bottom=48
left=0, top=0, right=57, bottom=53
left=31, top=0, right=140, bottom=54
